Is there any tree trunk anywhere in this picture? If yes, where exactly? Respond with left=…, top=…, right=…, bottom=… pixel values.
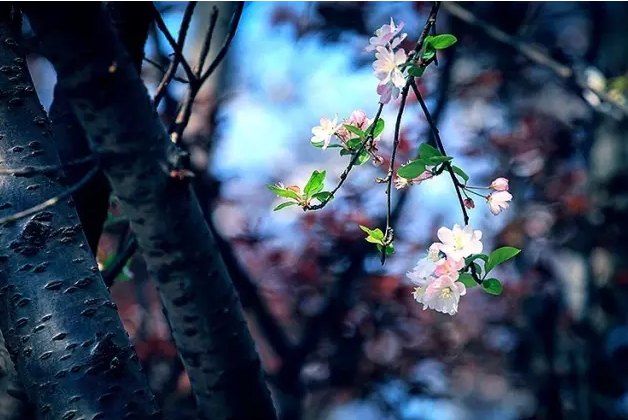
left=22, top=3, right=278, bottom=420
left=0, top=7, right=159, bottom=420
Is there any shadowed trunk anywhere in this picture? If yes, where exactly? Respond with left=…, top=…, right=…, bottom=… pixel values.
left=0, top=6, right=159, bottom=420
left=22, top=3, right=278, bottom=420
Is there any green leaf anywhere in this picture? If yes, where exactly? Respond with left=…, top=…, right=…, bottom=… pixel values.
left=344, top=124, right=365, bottom=139
left=370, top=119, right=385, bottom=138
left=312, top=142, right=342, bottom=149
left=356, top=149, right=370, bottom=166
left=312, top=191, right=333, bottom=203
left=408, top=65, right=426, bottom=78
left=397, top=159, right=426, bottom=179
left=421, top=45, right=436, bottom=61
left=359, top=225, right=384, bottom=242
left=267, top=184, right=300, bottom=200
left=482, top=278, right=503, bottom=296
left=345, top=138, right=362, bottom=150
left=377, top=243, right=395, bottom=256
left=485, top=247, right=521, bottom=274
left=451, top=165, right=469, bottom=183
left=419, top=143, right=442, bottom=160
left=426, top=155, right=453, bottom=165
left=458, top=273, right=477, bottom=288
left=273, top=202, right=297, bottom=211
left=304, top=170, right=326, bottom=197
left=340, top=149, right=351, bottom=156
left=427, top=34, right=457, bottom=49
left=473, top=262, right=482, bottom=278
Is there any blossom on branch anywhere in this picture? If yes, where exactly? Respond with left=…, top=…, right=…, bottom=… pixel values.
left=489, top=177, right=509, bottom=191
left=311, top=115, right=340, bottom=149
left=373, top=46, right=407, bottom=90
left=423, top=275, right=466, bottom=315
left=365, top=18, right=407, bottom=52
left=436, top=224, right=483, bottom=262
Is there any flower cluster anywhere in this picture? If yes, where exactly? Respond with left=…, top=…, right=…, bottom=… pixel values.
left=367, top=18, right=408, bottom=104
left=407, top=225, right=482, bottom=315
left=310, top=110, right=383, bottom=164
left=487, top=177, right=512, bottom=215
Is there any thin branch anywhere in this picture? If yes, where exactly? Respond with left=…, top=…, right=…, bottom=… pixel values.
left=143, top=57, right=189, bottom=84
left=304, top=103, right=384, bottom=211
left=153, top=1, right=197, bottom=102
left=171, top=3, right=244, bottom=144
left=196, top=6, right=219, bottom=78
left=442, top=1, right=628, bottom=117
left=0, top=165, right=100, bottom=225
left=381, top=1, right=441, bottom=263
left=0, top=155, right=95, bottom=176
left=410, top=79, right=468, bottom=225
left=198, top=2, right=244, bottom=85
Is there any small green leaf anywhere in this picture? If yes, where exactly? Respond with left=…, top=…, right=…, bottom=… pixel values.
left=359, top=225, right=373, bottom=235
left=419, top=143, right=442, bottom=160
left=408, top=65, right=426, bottom=78
left=458, top=273, right=477, bottom=288
left=427, top=34, right=457, bottom=49
left=312, top=142, right=342, bottom=149
left=421, top=45, right=436, bottom=61
left=312, top=191, right=333, bottom=203
left=267, top=184, right=300, bottom=200
left=273, top=202, right=297, bottom=211
left=426, top=155, right=453, bottom=165
left=304, top=170, right=326, bottom=197
left=356, top=149, right=370, bottom=166
left=397, top=159, right=426, bottom=179
left=451, top=165, right=469, bottom=183
left=376, top=243, right=394, bottom=256
left=340, top=149, right=351, bottom=156
left=482, top=278, right=503, bottom=296
left=344, top=124, right=365, bottom=139
left=359, top=225, right=384, bottom=242
left=473, top=262, right=482, bottom=278
left=485, top=247, right=521, bottom=274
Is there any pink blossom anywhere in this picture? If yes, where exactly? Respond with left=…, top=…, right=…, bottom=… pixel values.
left=487, top=191, right=513, bottom=215
left=490, top=177, right=509, bottom=191
left=394, top=170, right=433, bottom=189
left=436, top=224, right=483, bottom=262
left=373, top=46, right=407, bottom=89
left=310, top=116, right=339, bottom=149
left=434, top=257, right=465, bottom=280
left=377, top=81, right=400, bottom=104
left=365, top=18, right=407, bottom=52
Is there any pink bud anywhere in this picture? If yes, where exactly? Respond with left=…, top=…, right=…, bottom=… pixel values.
left=490, top=177, right=509, bottom=191
left=464, top=198, right=475, bottom=209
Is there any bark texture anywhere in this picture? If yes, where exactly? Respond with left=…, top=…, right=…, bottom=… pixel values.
left=48, top=3, right=154, bottom=255
left=23, top=3, right=278, bottom=420
left=0, top=8, right=159, bottom=420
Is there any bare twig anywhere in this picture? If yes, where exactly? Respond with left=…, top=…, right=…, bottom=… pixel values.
left=143, top=57, right=189, bottom=84
left=196, top=6, right=220, bottom=78
left=0, top=165, right=100, bottom=225
left=0, top=155, right=95, bottom=177
left=170, top=3, right=244, bottom=144
left=153, top=1, right=197, bottom=100
left=442, top=1, right=628, bottom=117
left=198, top=2, right=244, bottom=85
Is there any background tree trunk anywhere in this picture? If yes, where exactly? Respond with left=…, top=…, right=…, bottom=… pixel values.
left=0, top=6, right=159, bottom=420
left=22, top=3, right=278, bottom=420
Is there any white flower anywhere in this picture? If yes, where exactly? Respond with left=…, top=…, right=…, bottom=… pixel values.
left=365, top=18, right=407, bottom=52
left=436, top=224, right=483, bottom=262
left=487, top=191, right=513, bottom=215
left=407, top=244, right=442, bottom=306
left=373, top=46, right=407, bottom=89
left=423, top=275, right=466, bottom=315
left=310, top=116, right=339, bottom=149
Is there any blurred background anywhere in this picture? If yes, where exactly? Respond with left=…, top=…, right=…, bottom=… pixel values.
left=23, top=2, right=628, bottom=419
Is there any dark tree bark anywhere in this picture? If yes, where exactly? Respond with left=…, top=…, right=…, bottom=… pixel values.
left=48, top=2, right=154, bottom=255
left=22, top=3, right=278, bottom=420
left=0, top=6, right=159, bottom=420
